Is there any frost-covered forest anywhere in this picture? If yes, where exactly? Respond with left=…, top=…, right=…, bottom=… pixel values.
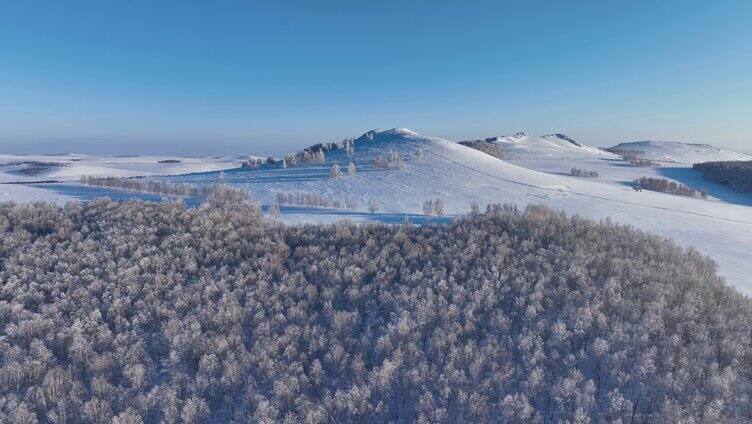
left=693, top=161, right=752, bottom=193
left=1, top=198, right=751, bottom=423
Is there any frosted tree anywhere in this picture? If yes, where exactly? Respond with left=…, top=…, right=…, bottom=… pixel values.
left=422, top=199, right=434, bottom=217
left=282, top=158, right=288, bottom=169
left=387, top=149, right=405, bottom=169
left=342, top=138, right=355, bottom=155
left=434, top=197, right=445, bottom=216
left=348, top=161, right=357, bottom=175
left=242, top=156, right=261, bottom=169
left=316, top=149, right=326, bottom=164
left=267, top=204, right=281, bottom=221
left=470, top=201, right=480, bottom=215
left=345, top=197, right=358, bottom=211
left=283, top=153, right=298, bottom=167
left=416, top=147, right=425, bottom=162
left=367, top=197, right=379, bottom=213
left=330, top=163, right=342, bottom=179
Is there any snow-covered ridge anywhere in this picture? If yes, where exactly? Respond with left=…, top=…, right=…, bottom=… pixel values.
left=467, top=132, right=613, bottom=157
left=608, top=140, right=752, bottom=164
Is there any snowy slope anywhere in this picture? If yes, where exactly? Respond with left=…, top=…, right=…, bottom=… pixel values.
left=167, top=128, right=752, bottom=293
left=609, top=140, right=752, bottom=164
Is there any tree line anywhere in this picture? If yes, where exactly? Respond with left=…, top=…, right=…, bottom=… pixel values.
left=458, top=140, right=505, bottom=159
left=693, top=160, right=752, bottom=193
left=633, top=176, right=708, bottom=198
left=570, top=168, right=599, bottom=178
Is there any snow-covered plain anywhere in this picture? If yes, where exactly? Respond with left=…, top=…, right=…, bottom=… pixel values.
left=0, top=153, right=245, bottom=183
left=2, top=129, right=751, bottom=293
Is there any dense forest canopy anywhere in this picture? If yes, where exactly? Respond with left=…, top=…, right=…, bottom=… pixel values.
left=693, top=161, right=752, bottom=193
left=0, top=197, right=750, bottom=423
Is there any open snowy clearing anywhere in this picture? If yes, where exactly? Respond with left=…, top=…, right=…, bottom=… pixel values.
left=2, top=129, right=751, bottom=293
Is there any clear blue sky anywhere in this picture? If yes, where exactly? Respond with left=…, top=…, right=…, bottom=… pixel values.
left=1, top=0, right=750, bottom=155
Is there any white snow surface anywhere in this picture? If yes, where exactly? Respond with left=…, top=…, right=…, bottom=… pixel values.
left=609, top=140, right=752, bottom=164
left=0, top=153, right=245, bottom=183
left=2, top=129, right=751, bottom=294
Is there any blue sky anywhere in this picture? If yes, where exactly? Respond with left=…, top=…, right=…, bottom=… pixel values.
left=1, top=0, right=750, bottom=155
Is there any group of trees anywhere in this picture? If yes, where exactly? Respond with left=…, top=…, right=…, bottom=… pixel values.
left=693, top=160, right=752, bottom=193
left=275, top=192, right=358, bottom=211
left=330, top=162, right=357, bottom=179
left=241, top=157, right=264, bottom=169
left=79, top=176, right=252, bottom=203
left=242, top=139, right=358, bottom=171
left=633, top=176, right=708, bottom=198
left=373, top=150, right=406, bottom=170
left=421, top=197, right=445, bottom=217
left=570, top=168, right=599, bottom=178
left=1, top=198, right=750, bottom=423
left=605, top=148, right=660, bottom=168
left=458, top=140, right=505, bottom=159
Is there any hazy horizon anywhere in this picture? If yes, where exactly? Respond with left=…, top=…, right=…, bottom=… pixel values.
left=2, top=128, right=752, bottom=158
left=1, top=1, right=751, bottom=156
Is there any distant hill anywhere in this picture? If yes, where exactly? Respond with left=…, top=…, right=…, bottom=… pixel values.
left=608, top=140, right=752, bottom=164
left=465, top=132, right=614, bottom=158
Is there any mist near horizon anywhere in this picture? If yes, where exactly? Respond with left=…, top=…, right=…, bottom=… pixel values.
left=3, top=130, right=752, bottom=158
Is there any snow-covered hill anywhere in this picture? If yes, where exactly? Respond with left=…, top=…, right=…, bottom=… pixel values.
left=609, top=140, right=752, bottom=164
left=477, top=132, right=614, bottom=158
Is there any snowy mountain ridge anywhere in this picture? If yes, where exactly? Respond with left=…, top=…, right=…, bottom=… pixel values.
left=465, top=131, right=612, bottom=157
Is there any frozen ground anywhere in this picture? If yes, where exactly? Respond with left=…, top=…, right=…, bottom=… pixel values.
left=2, top=129, right=751, bottom=293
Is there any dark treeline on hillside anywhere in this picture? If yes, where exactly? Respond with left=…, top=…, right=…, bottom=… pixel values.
left=634, top=176, right=707, bottom=198
left=458, top=140, right=505, bottom=159
left=1, top=199, right=751, bottom=423
left=693, top=161, right=752, bottom=193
